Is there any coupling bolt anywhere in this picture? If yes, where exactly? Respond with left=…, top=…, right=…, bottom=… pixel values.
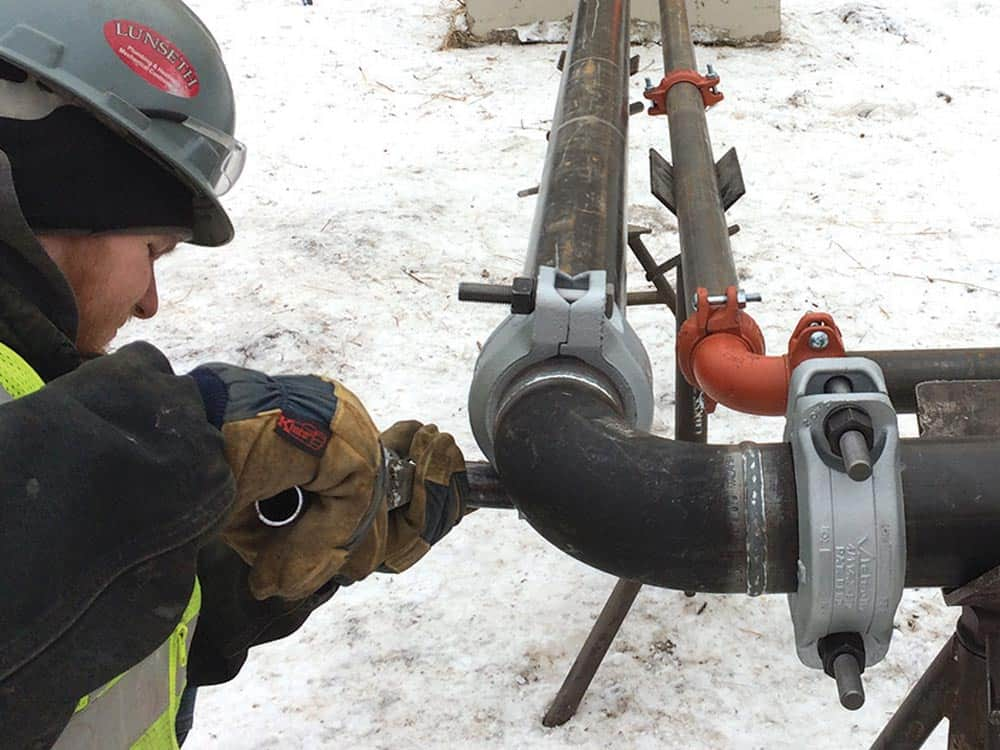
left=809, top=331, right=830, bottom=350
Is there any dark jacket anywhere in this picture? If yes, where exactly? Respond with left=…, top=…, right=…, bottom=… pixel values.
left=0, top=153, right=336, bottom=749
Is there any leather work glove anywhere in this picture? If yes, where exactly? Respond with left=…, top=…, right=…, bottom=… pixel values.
left=189, top=363, right=389, bottom=600
left=379, top=421, right=471, bottom=573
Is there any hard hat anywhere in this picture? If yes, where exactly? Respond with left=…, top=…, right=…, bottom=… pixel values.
left=0, top=1, right=245, bottom=246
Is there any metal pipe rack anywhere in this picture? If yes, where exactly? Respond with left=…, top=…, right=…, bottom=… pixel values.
left=461, top=0, right=1000, bottom=742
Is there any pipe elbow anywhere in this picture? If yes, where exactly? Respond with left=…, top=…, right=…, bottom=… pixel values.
left=691, top=334, right=791, bottom=416
left=677, top=291, right=845, bottom=417
left=493, top=380, right=798, bottom=593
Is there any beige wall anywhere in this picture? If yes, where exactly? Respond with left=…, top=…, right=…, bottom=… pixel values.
left=466, top=0, right=781, bottom=44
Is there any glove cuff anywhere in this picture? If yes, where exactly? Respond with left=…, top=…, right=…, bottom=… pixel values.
left=188, top=367, right=229, bottom=429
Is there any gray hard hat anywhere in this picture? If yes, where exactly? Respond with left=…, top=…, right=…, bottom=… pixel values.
left=0, top=0, right=245, bottom=246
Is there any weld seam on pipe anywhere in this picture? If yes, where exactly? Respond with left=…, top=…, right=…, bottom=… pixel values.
left=566, top=54, right=623, bottom=69
left=742, top=442, right=768, bottom=596
left=552, top=114, right=626, bottom=143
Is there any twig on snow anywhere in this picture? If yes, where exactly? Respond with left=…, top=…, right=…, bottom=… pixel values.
left=889, top=272, right=1000, bottom=295
left=830, top=241, right=997, bottom=294
left=358, top=67, right=396, bottom=93
left=831, top=240, right=867, bottom=269
left=402, top=267, right=429, bottom=286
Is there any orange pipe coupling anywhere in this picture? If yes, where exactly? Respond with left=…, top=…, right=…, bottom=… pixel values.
left=677, top=287, right=846, bottom=416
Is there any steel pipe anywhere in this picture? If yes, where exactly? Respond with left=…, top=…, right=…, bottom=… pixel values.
left=901, top=438, right=1000, bottom=588
left=658, top=0, right=738, bottom=299
left=525, top=0, right=629, bottom=300
left=466, top=461, right=516, bottom=509
left=467, top=0, right=654, bottom=462
left=856, top=348, right=1000, bottom=413
left=492, top=381, right=1000, bottom=593
left=679, top=338, right=1000, bottom=417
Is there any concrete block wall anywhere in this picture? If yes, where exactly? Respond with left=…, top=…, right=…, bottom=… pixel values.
left=465, top=0, right=781, bottom=44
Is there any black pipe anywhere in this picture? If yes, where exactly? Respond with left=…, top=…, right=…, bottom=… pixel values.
left=854, top=348, right=1000, bottom=414
left=525, top=0, right=629, bottom=301
left=466, top=461, right=515, bottom=510
left=494, top=381, right=798, bottom=593
left=658, top=0, right=737, bottom=299
left=493, top=381, right=1000, bottom=593
left=900, top=438, right=1000, bottom=588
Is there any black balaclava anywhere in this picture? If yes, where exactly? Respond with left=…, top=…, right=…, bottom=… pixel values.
left=0, top=60, right=194, bottom=235
left=0, top=105, right=195, bottom=235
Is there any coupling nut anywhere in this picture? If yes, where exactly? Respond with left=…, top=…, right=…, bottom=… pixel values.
left=824, top=407, right=875, bottom=457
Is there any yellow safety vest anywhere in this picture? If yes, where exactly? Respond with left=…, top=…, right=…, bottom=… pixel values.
left=0, top=342, right=200, bottom=750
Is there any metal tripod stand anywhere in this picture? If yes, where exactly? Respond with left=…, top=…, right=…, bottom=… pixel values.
left=872, top=568, right=1000, bottom=749
left=871, top=379, right=1000, bottom=749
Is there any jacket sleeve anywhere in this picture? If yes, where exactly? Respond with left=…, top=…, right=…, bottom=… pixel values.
left=0, top=341, right=235, bottom=750
left=186, top=540, right=339, bottom=687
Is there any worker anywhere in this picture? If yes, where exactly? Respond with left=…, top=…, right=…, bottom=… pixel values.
left=0, top=1, right=469, bottom=747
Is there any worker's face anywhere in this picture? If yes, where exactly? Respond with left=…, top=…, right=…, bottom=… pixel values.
left=37, top=232, right=183, bottom=355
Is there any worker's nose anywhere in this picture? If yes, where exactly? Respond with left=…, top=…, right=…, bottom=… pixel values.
left=133, top=270, right=159, bottom=319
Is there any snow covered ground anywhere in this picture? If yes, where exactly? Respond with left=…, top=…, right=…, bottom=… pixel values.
left=117, top=0, right=1000, bottom=747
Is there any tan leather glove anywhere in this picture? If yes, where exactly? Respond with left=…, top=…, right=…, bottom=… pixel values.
left=190, top=364, right=389, bottom=600
left=379, top=421, right=470, bottom=573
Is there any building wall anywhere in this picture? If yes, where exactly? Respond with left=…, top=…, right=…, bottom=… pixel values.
left=466, top=0, right=782, bottom=44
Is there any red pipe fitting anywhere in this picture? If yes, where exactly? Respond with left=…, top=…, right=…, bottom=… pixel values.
left=644, top=69, right=724, bottom=116
left=677, top=287, right=846, bottom=416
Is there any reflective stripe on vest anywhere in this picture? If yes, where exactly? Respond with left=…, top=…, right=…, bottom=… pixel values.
left=52, top=582, right=201, bottom=750
left=0, top=341, right=201, bottom=749
left=0, top=341, right=43, bottom=398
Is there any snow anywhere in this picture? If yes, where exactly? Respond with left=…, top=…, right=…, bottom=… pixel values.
left=116, top=0, right=1000, bottom=747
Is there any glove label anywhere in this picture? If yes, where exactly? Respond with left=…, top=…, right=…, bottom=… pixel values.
left=274, top=412, right=331, bottom=457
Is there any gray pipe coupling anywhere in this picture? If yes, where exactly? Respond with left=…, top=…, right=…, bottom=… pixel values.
left=468, top=266, right=654, bottom=463
left=784, top=357, right=904, bottom=670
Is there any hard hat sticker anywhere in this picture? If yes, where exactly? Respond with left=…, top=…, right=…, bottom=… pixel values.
left=103, top=20, right=200, bottom=99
